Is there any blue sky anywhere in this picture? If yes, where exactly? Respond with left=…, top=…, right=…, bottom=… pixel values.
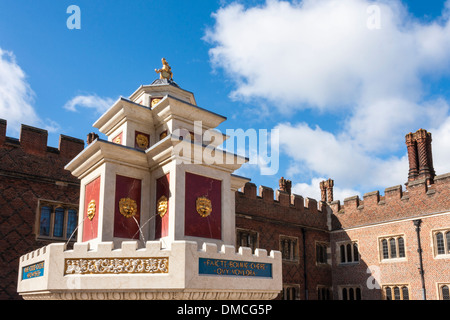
left=1, top=0, right=450, bottom=201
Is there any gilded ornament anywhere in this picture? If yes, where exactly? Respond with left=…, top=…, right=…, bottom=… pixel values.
left=87, top=200, right=96, bottom=221
left=157, top=195, right=168, bottom=217
left=196, top=196, right=212, bottom=218
left=151, top=98, right=162, bottom=108
left=119, top=198, right=138, bottom=218
left=136, top=134, right=149, bottom=149
left=155, top=58, right=173, bottom=80
left=64, top=257, right=169, bottom=275
left=113, top=135, right=122, bottom=144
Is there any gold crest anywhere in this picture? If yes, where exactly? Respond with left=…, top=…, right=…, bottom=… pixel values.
left=157, top=195, right=168, bottom=217
left=87, top=200, right=96, bottom=221
left=136, top=134, right=149, bottom=149
left=196, top=196, right=212, bottom=218
left=119, top=198, right=138, bottom=218
left=151, top=98, right=162, bottom=108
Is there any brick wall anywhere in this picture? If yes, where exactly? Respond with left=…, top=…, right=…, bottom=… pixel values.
left=235, top=182, right=332, bottom=300
left=0, top=120, right=84, bottom=300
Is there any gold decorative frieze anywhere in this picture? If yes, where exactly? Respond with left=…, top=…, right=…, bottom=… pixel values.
left=119, top=198, right=138, bottom=218
left=196, top=196, right=212, bottom=218
left=87, top=200, right=96, bottom=221
left=157, top=195, right=168, bottom=217
left=64, top=257, right=169, bottom=275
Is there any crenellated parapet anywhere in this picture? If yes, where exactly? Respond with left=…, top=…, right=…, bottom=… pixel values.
left=330, top=173, right=450, bottom=230
left=18, top=240, right=282, bottom=300
left=235, top=182, right=329, bottom=230
left=0, top=119, right=84, bottom=159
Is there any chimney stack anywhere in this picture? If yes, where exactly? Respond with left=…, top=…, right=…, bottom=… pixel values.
left=279, top=177, right=292, bottom=195
left=405, top=129, right=435, bottom=185
left=320, top=178, right=334, bottom=203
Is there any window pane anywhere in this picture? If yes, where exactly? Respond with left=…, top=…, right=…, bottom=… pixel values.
left=53, top=207, right=64, bottom=237
left=385, top=287, right=392, bottom=300
left=382, top=239, right=389, bottom=259
left=66, top=209, right=78, bottom=239
left=353, top=243, right=359, bottom=261
left=340, top=245, right=346, bottom=263
left=39, top=206, right=51, bottom=236
left=402, top=286, right=409, bottom=300
left=356, top=288, right=361, bottom=300
left=342, top=288, right=348, bottom=300
left=446, top=232, right=450, bottom=253
left=349, top=288, right=354, bottom=300
left=390, top=238, right=397, bottom=258
left=323, top=246, right=328, bottom=263
left=346, top=244, right=352, bottom=262
left=398, top=237, right=405, bottom=258
left=436, top=232, right=445, bottom=255
left=394, top=287, right=400, bottom=300
left=442, top=285, right=449, bottom=300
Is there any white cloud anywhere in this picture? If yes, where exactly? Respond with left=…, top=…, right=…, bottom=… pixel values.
left=0, top=48, right=41, bottom=133
left=206, top=0, right=450, bottom=199
left=64, top=94, right=115, bottom=114
left=275, top=122, right=408, bottom=192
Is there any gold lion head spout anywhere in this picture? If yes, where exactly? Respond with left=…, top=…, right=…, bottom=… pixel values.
left=157, top=195, right=168, bottom=218
left=196, top=196, right=212, bottom=218
left=119, top=198, right=138, bottom=218
left=87, top=200, right=96, bottom=221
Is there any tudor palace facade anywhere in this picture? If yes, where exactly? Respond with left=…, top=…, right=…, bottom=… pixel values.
left=1, top=78, right=449, bottom=300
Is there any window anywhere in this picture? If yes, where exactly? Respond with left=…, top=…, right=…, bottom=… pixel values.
left=282, top=285, right=299, bottom=300
left=280, top=236, right=298, bottom=261
left=439, top=284, right=450, bottom=300
left=340, top=286, right=362, bottom=300
left=338, top=241, right=359, bottom=264
left=434, top=229, right=450, bottom=257
left=380, top=236, right=406, bottom=260
left=37, top=200, right=78, bottom=241
left=236, top=229, right=258, bottom=252
left=316, top=242, right=330, bottom=264
left=317, top=286, right=332, bottom=300
left=382, top=285, right=409, bottom=300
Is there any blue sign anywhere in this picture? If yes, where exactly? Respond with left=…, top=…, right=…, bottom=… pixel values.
left=22, top=262, right=45, bottom=280
left=199, top=258, right=272, bottom=278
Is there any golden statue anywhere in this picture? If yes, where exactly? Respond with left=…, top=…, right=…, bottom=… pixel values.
left=155, top=58, right=173, bottom=81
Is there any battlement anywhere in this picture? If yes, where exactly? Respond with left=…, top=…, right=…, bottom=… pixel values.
left=20, top=240, right=280, bottom=264
left=330, top=172, right=450, bottom=229
left=18, top=240, right=282, bottom=300
left=238, top=182, right=325, bottom=213
left=235, top=182, right=329, bottom=231
left=0, top=119, right=84, bottom=158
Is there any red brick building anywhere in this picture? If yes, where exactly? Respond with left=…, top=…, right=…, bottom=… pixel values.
left=0, top=119, right=84, bottom=299
left=1, top=118, right=449, bottom=300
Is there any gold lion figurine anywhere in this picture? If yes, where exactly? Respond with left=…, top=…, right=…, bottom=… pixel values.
left=155, top=58, right=173, bottom=81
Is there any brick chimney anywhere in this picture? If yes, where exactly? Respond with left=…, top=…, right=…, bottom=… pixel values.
left=405, top=129, right=435, bottom=185
left=320, top=178, right=334, bottom=203
left=279, top=177, right=292, bottom=195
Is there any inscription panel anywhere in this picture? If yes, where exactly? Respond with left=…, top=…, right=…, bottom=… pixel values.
left=199, top=258, right=272, bottom=278
left=22, top=261, right=45, bottom=280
